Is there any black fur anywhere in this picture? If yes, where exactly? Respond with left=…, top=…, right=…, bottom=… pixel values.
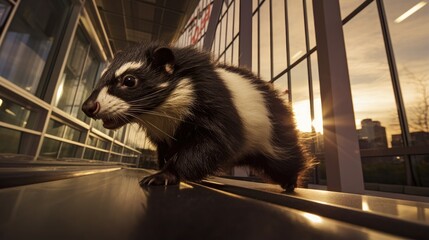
left=82, top=43, right=313, bottom=191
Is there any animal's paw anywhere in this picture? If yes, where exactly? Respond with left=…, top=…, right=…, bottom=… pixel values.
left=139, top=171, right=179, bottom=187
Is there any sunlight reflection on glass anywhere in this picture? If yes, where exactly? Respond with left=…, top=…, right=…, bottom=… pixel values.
left=303, top=213, right=323, bottom=224
left=394, top=1, right=427, bottom=23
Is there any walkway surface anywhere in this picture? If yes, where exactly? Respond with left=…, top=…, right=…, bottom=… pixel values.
left=1, top=168, right=428, bottom=239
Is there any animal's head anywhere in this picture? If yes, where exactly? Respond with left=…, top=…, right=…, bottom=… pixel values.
left=81, top=44, right=191, bottom=129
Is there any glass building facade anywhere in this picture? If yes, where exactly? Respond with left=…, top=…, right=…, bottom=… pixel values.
left=0, top=0, right=428, bottom=195
left=0, top=0, right=147, bottom=166
left=176, top=0, right=429, bottom=195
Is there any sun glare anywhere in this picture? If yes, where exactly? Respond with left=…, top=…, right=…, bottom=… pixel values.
left=293, top=100, right=324, bottom=133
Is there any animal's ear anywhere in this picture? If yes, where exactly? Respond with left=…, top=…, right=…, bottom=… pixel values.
left=152, top=47, right=175, bottom=74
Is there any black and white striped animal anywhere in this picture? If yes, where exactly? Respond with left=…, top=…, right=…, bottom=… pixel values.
left=82, top=43, right=313, bottom=191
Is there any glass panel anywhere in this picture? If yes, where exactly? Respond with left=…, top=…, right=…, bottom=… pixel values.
left=272, top=0, right=287, bottom=77
left=287, top=0, right=306, bottom=63
left=253, top=0, right=258, bottom=12
left=259, top=0, right=270, bottom=80
left=0, top=0, right=71, bottom=95
left=219, top=14, right=227, bottom=54
left=115, top=127, right=126, bottom=143
left=59, top=142, right=80, bottom=158
left=306, top=0, right=316, bottom=49
left=344, top=2, right=401, bottom=149
left=339, top=0, right=365, bottom=20
left=55, top=28, right=88, bottom=113
left=73, top=51, right=100, bottom=122
left=362, top=156, right=406, bottom=185
left=46, top=119, right=66, bottom=137
left=40, top=138, right=61, bottom=158
left=412, top=155, right=429, bottom=187
left=87, top=135, right=97, bottom=146
left=252, top=14, right=258, bottom=75
left=92, top=119, right=112, bottom=136
left=94, top=151, right=107, bottom=161
left=232, top=37, right=239, bottom=66
left=123, top=156, right=137, bottom=164
left=384, top=0, right=429, bottom=146
left=226, top=3, right=234, bottom=45
left=0, top=0, right=12, bottom=31
left=311, top=52, right=324, bottom=153
left=112, top=144, right=122, bottom=153
left=273, top=73, right=288, bottom=95
left=109, top=154, right=121, bottom=162
left=225, top=47, right=232, bottom=65
left=234, top=0, right=240, bottom=37
left=291, top=61, right=311, bottom=134
left=0, top=96, right=33, bottom=129
left=97, top=138, right=109, bottom=150
left=0, top=126, right=20, bottom=153
left=83, top=148, right=94, bottom=159
left=64, top=126, right=81, bottom=142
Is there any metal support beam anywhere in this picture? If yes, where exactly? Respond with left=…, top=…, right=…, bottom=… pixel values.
left=312, top=0, right=364, bottom=193
left=203, top=0, right=223, bottom=51
left=238, top=0, right=252, bottom=69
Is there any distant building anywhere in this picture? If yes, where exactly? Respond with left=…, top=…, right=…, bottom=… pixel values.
left=357, top=119, right=388, bottom=149
left=391, top=131, right=429, bottom=147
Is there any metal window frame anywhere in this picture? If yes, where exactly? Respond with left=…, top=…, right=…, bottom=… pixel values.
left=312, top=0, right=364, bottom=193
left=0, top=0, right=141, bottom=166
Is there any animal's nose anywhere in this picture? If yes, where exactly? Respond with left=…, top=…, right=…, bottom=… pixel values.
left=82, top=101, right=100, bottom=118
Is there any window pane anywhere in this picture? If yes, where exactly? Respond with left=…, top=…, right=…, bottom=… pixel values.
left=412, top=155, right=429, bottom=187
left=287, top=0, right=306, bottom=63
left=234, top=0, right=240, bottom=37
left=344, top=2, right=401, bottom=149
left=272, top=0, right=287, bottom=76
left=362, top=156, right=406, bottom=185
left=291, top=61, right=311, bottom=133
left=226, top=3, right=234, bottom=46
left=40, top=138, right=61, bottom=158
left=73, top=51, right=100, bottom=122
left=306, top=0, right=316, bottom=48
left=55, top=28, right=89, bottom=113
left=232, top=37, right=239, bottom=66
left=0, top=0, right=71, bottom=94
left=273, top=73, right=288, bottom=94
left=59, top=142, right=80, bottom=158
left=112, top=144, right=122, bottom=153
left=252, top=14, right=258, bottom=75
left=87, top=135, right=97, bottom=146
left=64, top=126, right=81, bottom=142
left=46, top=119, right=66, bottom=137
left=84, top=148, right=94, bottom=159
left=311, top=52, right=324, bottom=153
left=384, top=0, right=429, bottom=146
left=110, top=154, right=121, bottom=162
left=259, top=1, right=271, bottom=80
left=97, top=138, right=109, bottom=150
left=339, top=0, right=365, bottom=19
left=0, top=96, right=34, bottom=129
left=0, top=126, right=20, bottom=154
left=0, top=0, right=13, bottom=30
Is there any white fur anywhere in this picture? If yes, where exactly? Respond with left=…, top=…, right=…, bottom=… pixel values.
left=216, top=68, right=277, bottom=158
left=115, top=61, right=143, bottom=77
left=96, top=87, right=130, bottom=116
left=138, top=78, right=194, bottom=143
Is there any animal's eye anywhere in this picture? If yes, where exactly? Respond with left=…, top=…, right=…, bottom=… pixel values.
left=122, top=75, right=137, bottom=87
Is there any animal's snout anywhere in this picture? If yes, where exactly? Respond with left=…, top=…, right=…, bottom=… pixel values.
left=82, top=100, right=100, bottom=118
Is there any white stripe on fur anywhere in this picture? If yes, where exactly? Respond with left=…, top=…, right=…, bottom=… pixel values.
left=216, top=68, right=276, bottom=157
left=138, top=78, right=194, bottom=143
left=96, top=87, right=130, bottom=116
left=115, top=61, right=143, bottom=77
